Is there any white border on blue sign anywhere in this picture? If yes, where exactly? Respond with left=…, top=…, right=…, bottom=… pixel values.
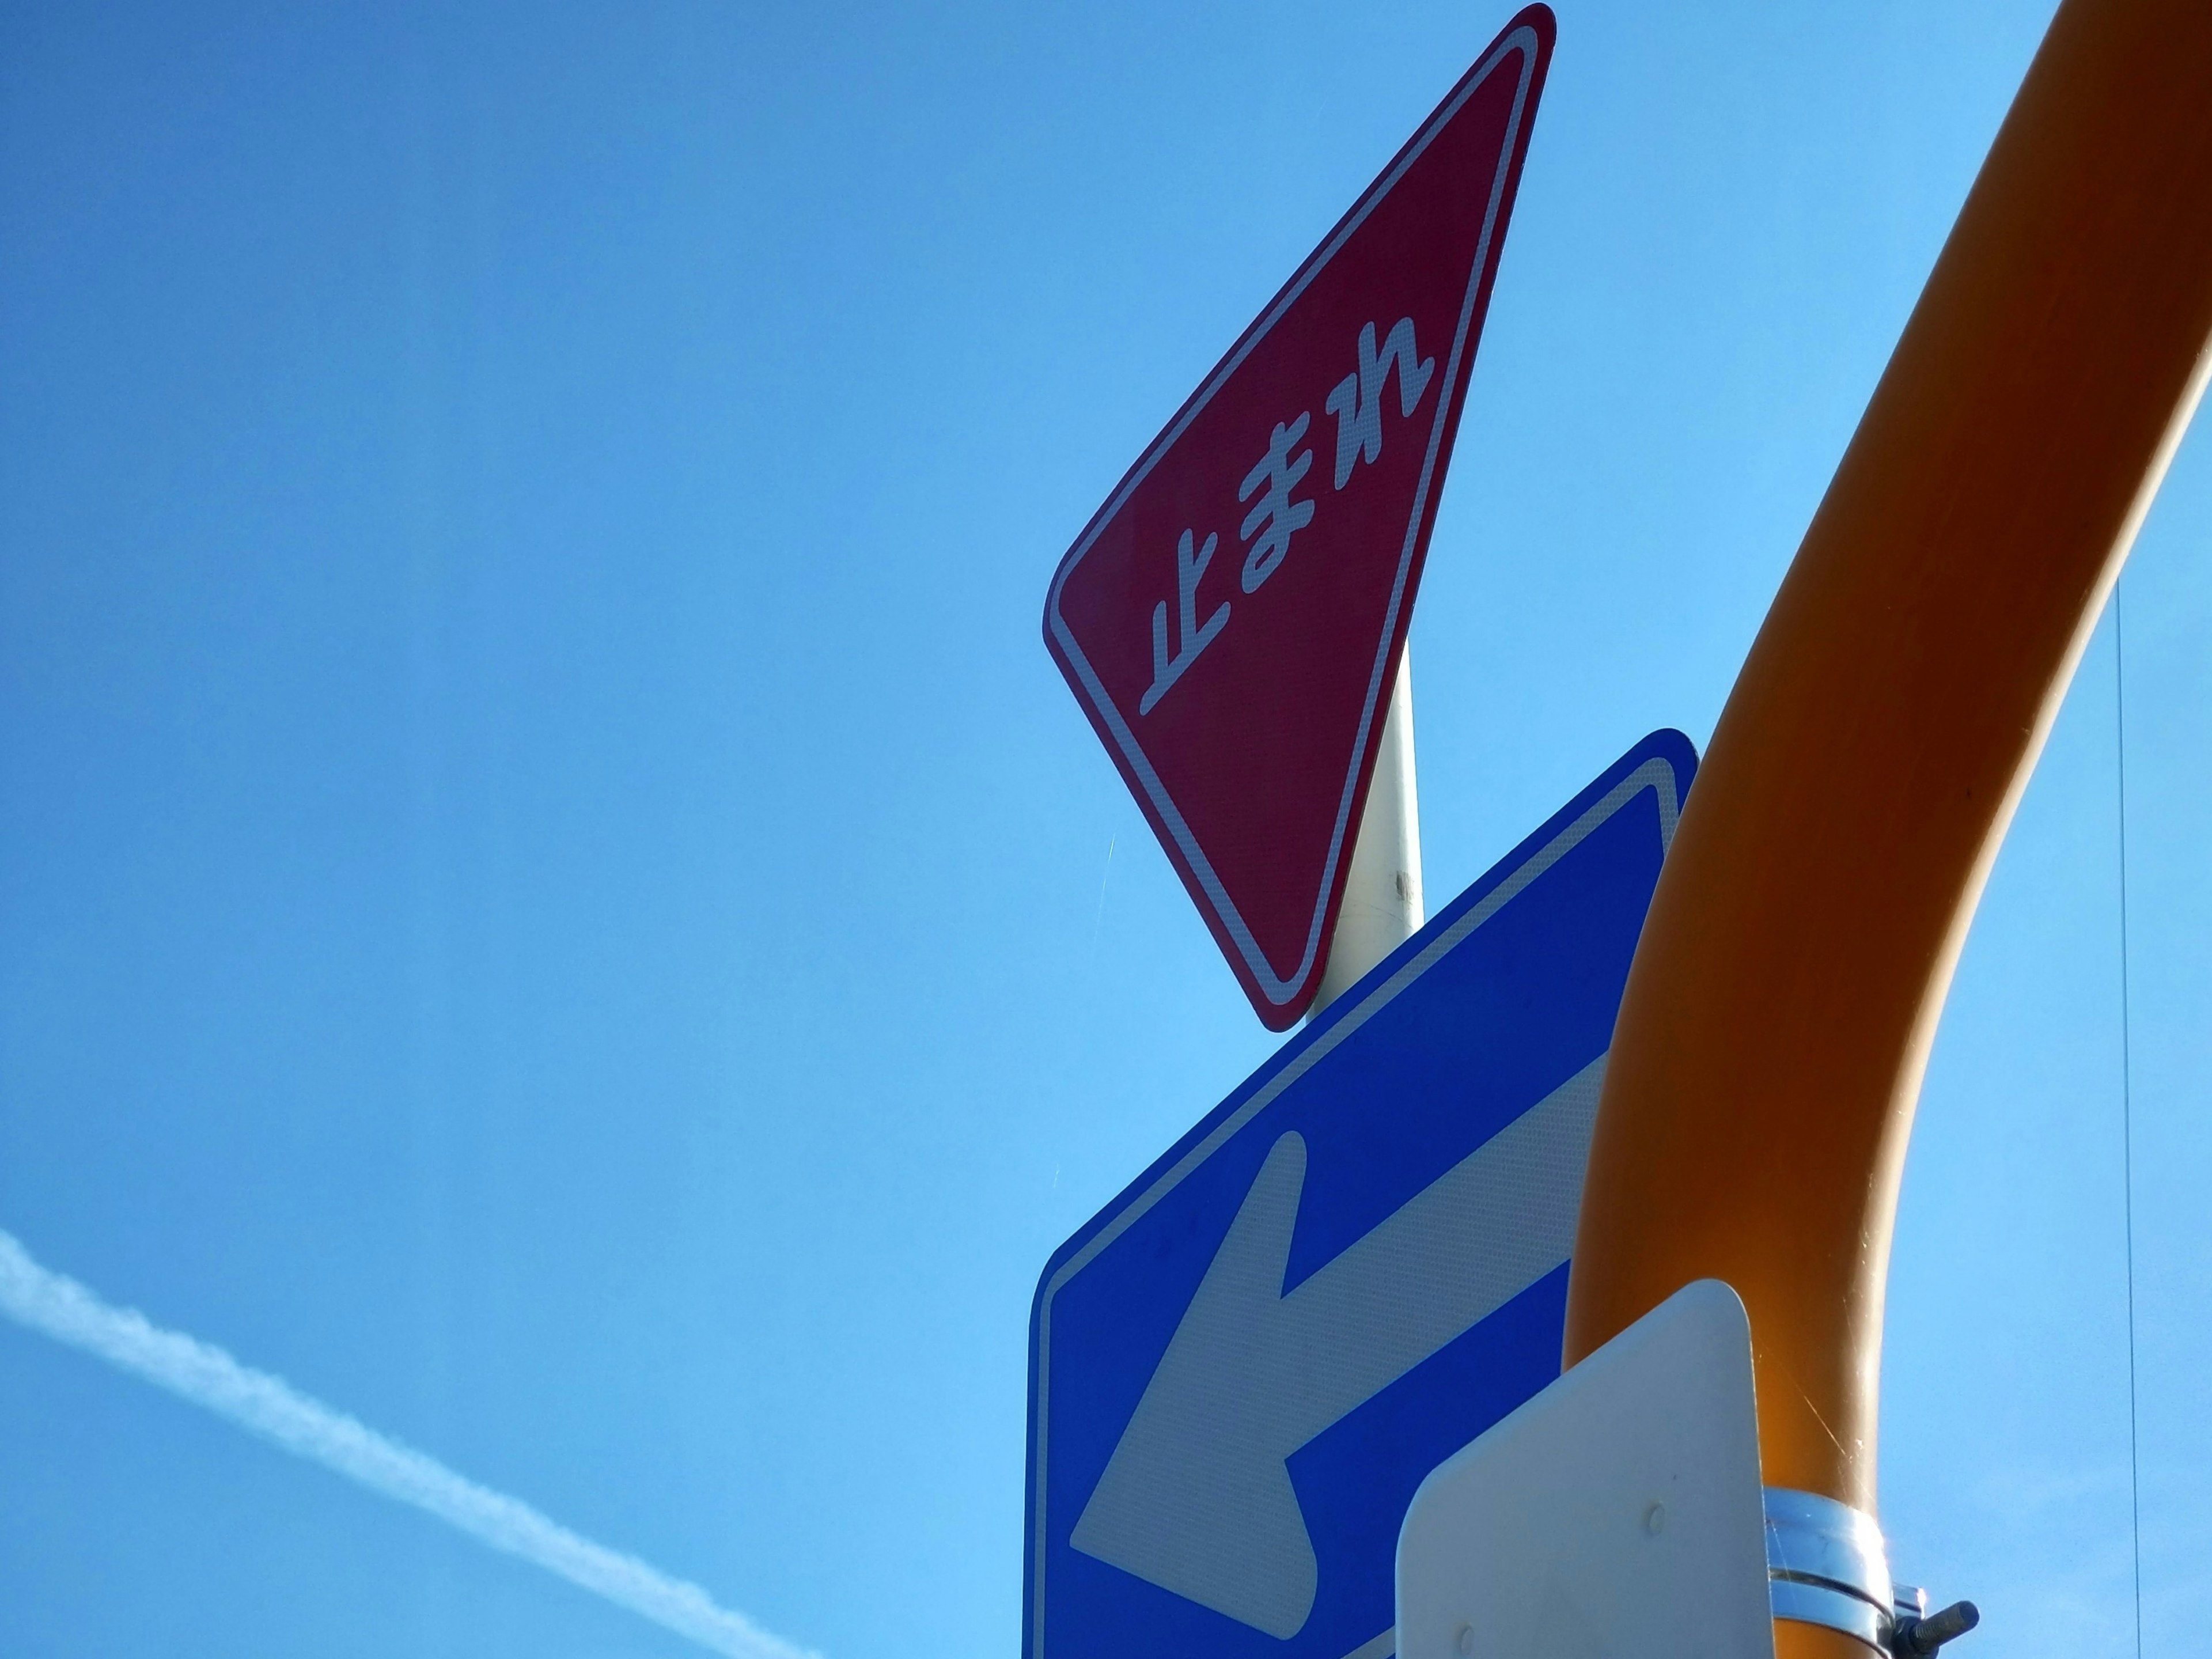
left=1028, top=745, right=1685, bottom=1659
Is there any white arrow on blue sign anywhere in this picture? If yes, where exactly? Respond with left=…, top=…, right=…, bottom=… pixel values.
left=1024, top=730, right=1698, bottom=1659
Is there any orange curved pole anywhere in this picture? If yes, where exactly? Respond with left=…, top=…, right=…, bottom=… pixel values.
left=1563, top=0, right=2212, bottom=1650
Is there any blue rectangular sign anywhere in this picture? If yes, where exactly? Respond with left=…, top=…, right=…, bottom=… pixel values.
left=1024, top=730, right=1696, bottom=1659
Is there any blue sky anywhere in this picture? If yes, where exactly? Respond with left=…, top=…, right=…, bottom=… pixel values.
left=2, top=2, right=2205, bottom=1656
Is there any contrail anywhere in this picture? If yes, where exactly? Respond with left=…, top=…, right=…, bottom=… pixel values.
left=0, top=1227, right=816, bottom=1659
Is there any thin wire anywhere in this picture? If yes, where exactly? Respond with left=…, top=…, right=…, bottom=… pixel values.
left=2115, top=591, right=2143, bottom=1659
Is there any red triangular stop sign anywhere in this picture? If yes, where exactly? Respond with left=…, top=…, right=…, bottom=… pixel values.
left=1044, top=7, right=1555, bottom=1029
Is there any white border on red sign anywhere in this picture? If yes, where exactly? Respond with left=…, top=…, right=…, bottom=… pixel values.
left=1044, top=25, right=1546, bottom=1015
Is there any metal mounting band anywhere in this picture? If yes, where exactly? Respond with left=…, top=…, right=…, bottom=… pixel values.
left=1771, top=1577, right=1889, bottom=1651
left=1763, top=1487, right=1895, bottom=1654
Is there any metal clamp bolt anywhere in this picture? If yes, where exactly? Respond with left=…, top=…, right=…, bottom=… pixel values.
left=1763, top=1488, right=1978, bottom=1657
